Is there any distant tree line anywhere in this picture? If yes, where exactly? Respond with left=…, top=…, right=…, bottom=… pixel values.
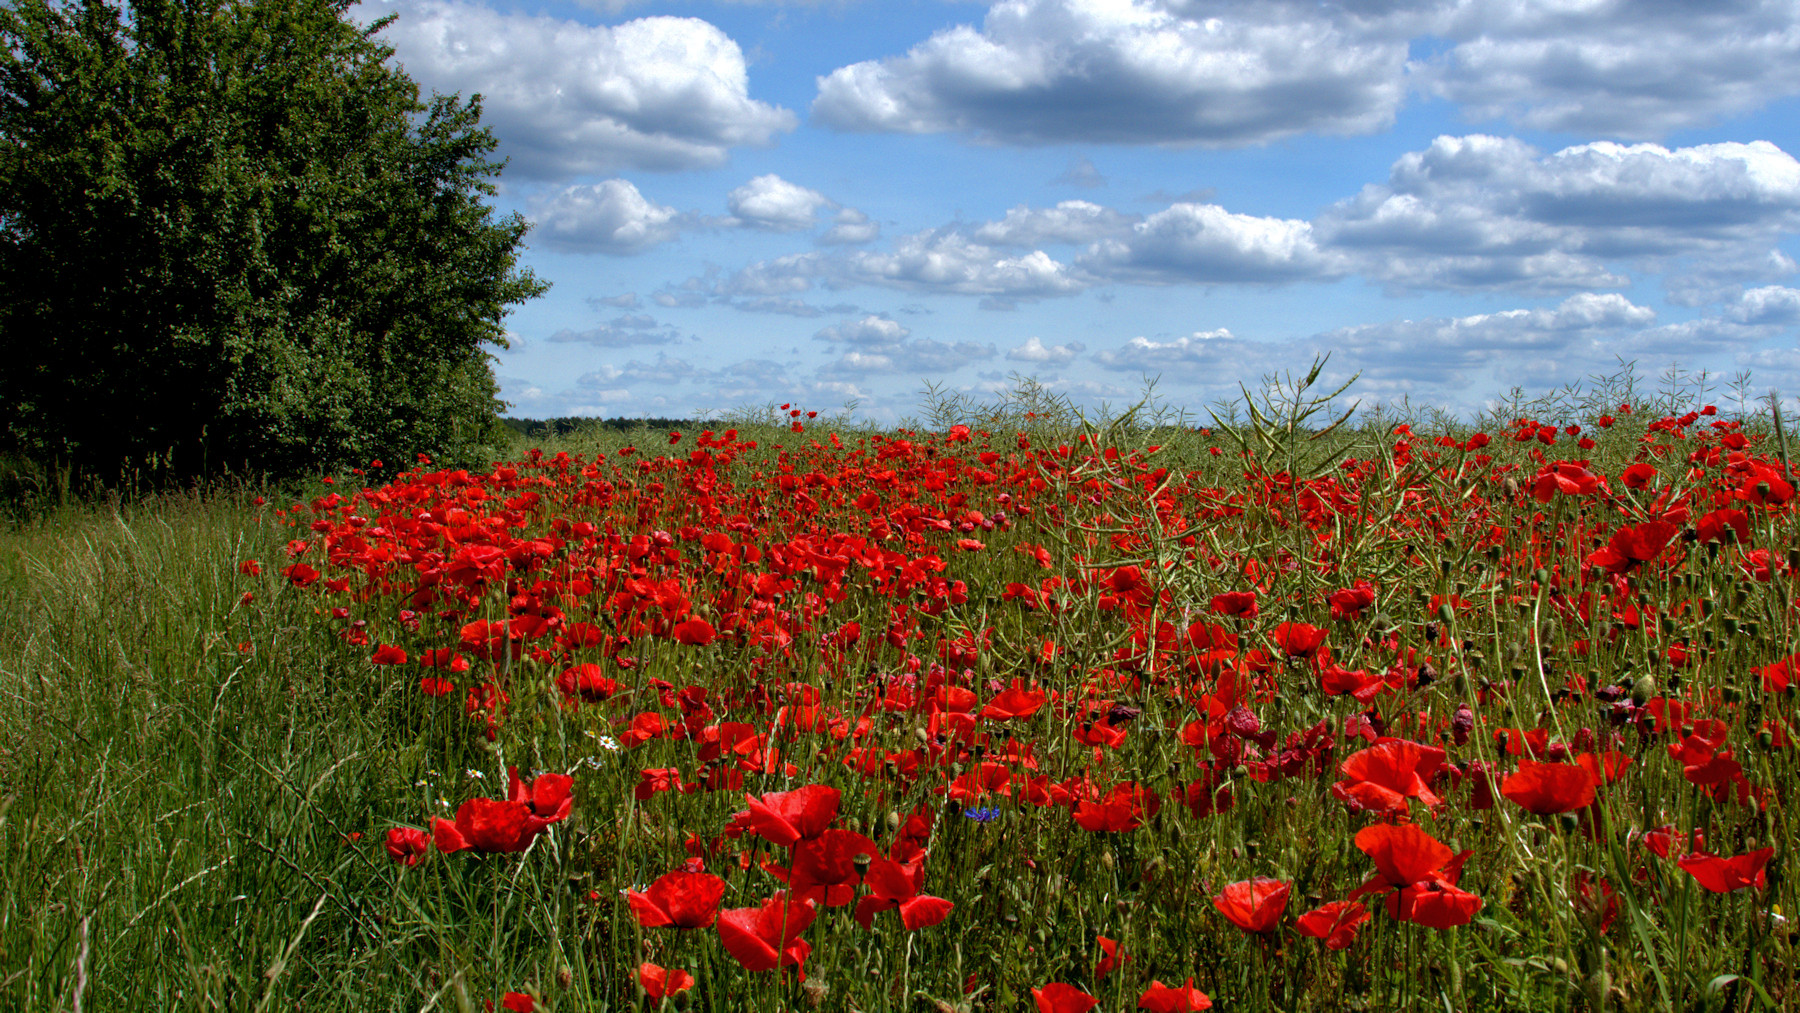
left=500, top=417, right=698, bottom=438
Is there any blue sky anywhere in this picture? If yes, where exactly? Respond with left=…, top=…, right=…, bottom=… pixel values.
left=354, top=0, right=1800, bottom=423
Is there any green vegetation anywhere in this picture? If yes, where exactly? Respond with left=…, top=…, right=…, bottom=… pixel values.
left=2, top=368, right=1797, bottom=1011
left=0, top=0, right=545, bottom=485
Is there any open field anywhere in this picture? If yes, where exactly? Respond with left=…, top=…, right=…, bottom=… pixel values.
left=3, top=376, right=1798, bottom=1011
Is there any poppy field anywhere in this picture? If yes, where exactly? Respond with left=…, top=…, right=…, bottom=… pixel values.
left=4, top=373, right=1799, bottom=1011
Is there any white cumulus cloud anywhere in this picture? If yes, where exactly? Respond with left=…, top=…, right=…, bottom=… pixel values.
left=709, top=230, right=1091, bottom=302
left=972, top=201, right=1138, bottom=247
left=1317, top=135, right=1800, bottom=292
left=1418, top=0, right=1800, bottom=136
left=1006, top=336, right=1087, bottom=363
left=529, top=180, right=684, bottom=254
left=1082, top=203, right=1343, bottom=284
left=821, top=208, right=882, bottom=245
left=364, top=1, right=796, bottom=178
left=1728, top=285, right=1800, bottom=325
left=815, top=316, right=911, bottom=344
left=727, top=174, right=835, bottom=231
left=812, top=1, right=1800, bottom=148
left=811, top=0, right=1408, bottom=146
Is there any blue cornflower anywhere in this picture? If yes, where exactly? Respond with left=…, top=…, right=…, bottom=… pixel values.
left=964, top=806, right=1002, bottom=823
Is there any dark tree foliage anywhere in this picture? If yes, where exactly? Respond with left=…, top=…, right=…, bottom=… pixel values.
left=0, top=0, right=547, bottom=482
left=499, top=416, right=698, bottom=438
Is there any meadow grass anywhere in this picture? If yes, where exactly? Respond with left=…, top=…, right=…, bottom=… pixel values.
left=3, top=368, right=1798, bottom=1012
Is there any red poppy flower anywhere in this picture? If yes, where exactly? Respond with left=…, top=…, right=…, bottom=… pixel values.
left=1352, top=824, right=1482, bottom=929
left=420, top=648, right=470, bottom=672
left=1572, top=873, right=1618, bottom=934
left=743, top=785, right=841, bottom=847
left=1673, top=736, right=1743, bottom=790
left=717, top=892, right=817, bottom=977
left=1327, top=580, right=1376, bottom=621
left=1620, top=462, right=1657, bottom=489
left=1272, top=622, right=1327, bottom=658
left=1575, top=750, right=1632, bottom=787
left=979, top=680, right=1048, bottom=720
left=1318, top=661, right=1385, bottom=701
left=1739, top=548, right=1786, bottom=582
left=1072, top=782, right=1159, bottom=832
left=769, top=829, right=880, bottom=907
left=853, top=855, right=954, bottom=931
left=1641, top=825, right=1705, bottom=861
left=1500, top=759, right=1596, bottom=815
left=1332, top=739, right=1446, bottom=815
left=1736, top=465, right=1794, bottom=506
left=556, top=664, right=619, bottom=703
left=619, top=711, right=667, bottom=748
left=1073, top=717, right=1129, bottom=750
left=459, top=619, right=521, bottom=661
left=672, top=617, right=717, bottom=646
left=1001, top=582, right=1045, bottom=609
left=1032, top=983, right=1098, bottom=1013
left=1531, top=460, right=1602, bottom=501
left=1678, top=848, right=1773, bottom=893
left=1213, top=877, right=1291, bottom=934
left=283, top=562, right=320, bottom=587
left=1210, top=590, right=1258, bottom=618
left=370, top=643, right=408, bottom=665
left=638, top=962, right=695, bottom=1000
left=1295, top=899, right=1370, bottom=949
left=626, top=868, right=727, bottom=928
left=1137, top=978, right=1213, bottom=1012
left=384, top=826, right=430, bottom=867
left=1586, top=520, right=1679, bottom=574
left=1094, top=935, right=1130, bottom=978
left=496, top=992, right=535, bottom=1012
left=1695, top=507, right=1750, bottom=546
left=1355, top=823, right=1453, bottom=887
left=634, top=767, right=694, bottom=801
left=433, top=798, right=539, bottom=854
left=1760, top=652, right=1799, bottom=692
left=1392, top=880, right=1484, bottom=929
left=1172, top=771, right=1235, bottom=819
left=445, top=544, right=507, bottom=587
left=508, top=768, right=573, bottom=826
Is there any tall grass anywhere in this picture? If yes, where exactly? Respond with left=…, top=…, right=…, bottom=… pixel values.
left=0, top=491, right=452, bottom=1009
left=3, top=365, right=1797, bottom=1011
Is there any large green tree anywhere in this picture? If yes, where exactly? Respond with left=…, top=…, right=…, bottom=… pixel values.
left=0, top=0, right=546, bottom=481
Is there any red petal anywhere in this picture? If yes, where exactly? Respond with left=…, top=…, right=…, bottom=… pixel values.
left=1032, top=983, right=1099, bottom=1013
left=431, top=817, right=470, bottom=854
left=1354, top=823, right=1454, bottom=886
left=625, top=889, right=673, bottom=928
left=898, top=895, right=954, bottom=931
left=1500, top=759, right=1596, bottom=815
left=717, top=908, right=780, bottom=971
left=1137, top=978, right=1213, bottom=1012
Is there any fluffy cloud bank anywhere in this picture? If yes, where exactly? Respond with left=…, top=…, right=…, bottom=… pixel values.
left=812, top=0, right=1407, bottom=146
left=1317, top=136, right=1800, bottom=292
left=364, top=0, right=794, bottom=178
left=811, top=0, right=1800, bottom=146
